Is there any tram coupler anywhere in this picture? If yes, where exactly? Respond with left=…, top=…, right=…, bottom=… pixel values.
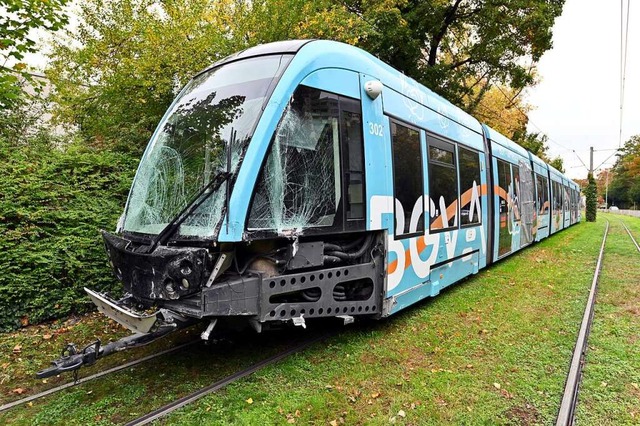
left=35, top=314, right=196, bottom=379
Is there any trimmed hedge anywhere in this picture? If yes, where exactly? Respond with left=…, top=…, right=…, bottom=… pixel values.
left=0, top=138, right=138, bottom=331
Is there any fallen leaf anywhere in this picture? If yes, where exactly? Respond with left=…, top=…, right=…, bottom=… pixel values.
left=20, top=317, right=29, bottom=326
left=371, top=392, right=380, bottom=398
left=1, top=363, right=9, bottom=369
left=330, top=420, right=338, bottom=426
left=12, top=388, right=25, bottom=395
left=466, top=364, right=473, bottom=369
left=493, top=383, right=501, bottom=390
left=43, top=334, right=52, bottom=340
left=397, top=410, right=406, bottom=418
left=246, top=398, right=254, bottom=404
left=41, top=379, right=48, bottom=384
left=287, top=418, right=295, bottom=424
left=13, top=345, right=22, bottom=354
left=631, top=383, right=639, bottom=390
left=295, top=410, right=300, bottom=417
left=27, top=402, right=33, bottom=407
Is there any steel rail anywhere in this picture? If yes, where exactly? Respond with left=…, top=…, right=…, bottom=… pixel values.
left=125, top=333, right=330, bottom=426
left=620, top=220, right=640, bottom=253
left=0, top=340, right=199, bottom=413
left=556, top=220, right=609, bottom=426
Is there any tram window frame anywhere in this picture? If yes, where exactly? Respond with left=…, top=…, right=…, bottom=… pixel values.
left=390, top=118, right=425, bottom=239
left=512, top=164, right=521, bottom=218
left=428, top=135, right=459, bottom=232
left=458, top=145, right=482, bottom=227
left=247, top=85, right=367, bottom=234
left=340, top=97, right=366, bottom=229
left=536, top=173, right=550, bottom=215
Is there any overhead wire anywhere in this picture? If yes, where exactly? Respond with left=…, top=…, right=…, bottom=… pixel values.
left=619, top=0, right=631, bottom=148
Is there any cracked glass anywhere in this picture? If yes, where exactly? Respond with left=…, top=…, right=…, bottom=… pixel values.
left=248, top=85, right=342, bottom=232
left=122, top=55, right=290, bottom=237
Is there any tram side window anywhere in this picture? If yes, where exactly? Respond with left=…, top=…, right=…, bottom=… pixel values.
left=553, top=181, right=561, bottom=212
left=341, top=103, right=365, bottom=220
left=248, top=85, right=341, bottom=230
left=536, top=174, right=549, bottom=214
left=458, top=147, right=481, bottom=226
left=428, top=137, right=458, bottom=230
left=512, top=165, right=521, bottom=216
left=391, top=121, right=424, bottom=235
left=497, top=159, right=512, bottom=215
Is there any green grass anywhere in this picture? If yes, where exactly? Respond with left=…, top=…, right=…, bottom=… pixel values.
left=574, top=214, right=640, bottom=425
left=1, top=216, right=630, bottom=425
left=159, top=219, right=606, bottom=425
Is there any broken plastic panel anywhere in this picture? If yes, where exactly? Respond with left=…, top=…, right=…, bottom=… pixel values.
left=248, top=86, right=342, bottom=233
left=123, top=55, right=291, bottom=238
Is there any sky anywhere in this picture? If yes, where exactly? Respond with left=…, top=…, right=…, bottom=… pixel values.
left=526, top=0, right=639, bottom=179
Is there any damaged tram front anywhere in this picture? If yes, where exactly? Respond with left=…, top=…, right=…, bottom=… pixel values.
left=37, top=40, right=388, bottom=378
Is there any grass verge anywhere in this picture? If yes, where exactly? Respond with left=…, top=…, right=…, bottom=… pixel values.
left=160, top=219, right=605, bottom=425
left=574, top=214, right=640, bottom=425
left=0, top=217, right=614, bottom=425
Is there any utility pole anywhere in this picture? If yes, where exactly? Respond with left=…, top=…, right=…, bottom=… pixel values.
left=605, top=169, right=609, bottom=209
left=589, top=146, right=594, bottom=176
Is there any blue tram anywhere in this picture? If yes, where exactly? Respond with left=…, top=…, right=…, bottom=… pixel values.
left=39, top=40, right=581, bottom=376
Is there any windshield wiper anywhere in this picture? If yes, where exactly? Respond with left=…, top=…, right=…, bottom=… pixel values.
left=139, top=128, right=237, bottom=253
left=141, top=169, right=231, bottom=253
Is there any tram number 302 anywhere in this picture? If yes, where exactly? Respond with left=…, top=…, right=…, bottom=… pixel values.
left=368, top=122, right=384, bottom=137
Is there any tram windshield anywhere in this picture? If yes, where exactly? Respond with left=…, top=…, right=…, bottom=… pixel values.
left=122, top=54, right=291, bottom=238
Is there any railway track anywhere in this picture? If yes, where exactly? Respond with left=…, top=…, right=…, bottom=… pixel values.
left=620, top=220, right=640, bottom=253
left=556, top=220, right=609, bottom=426
left=124, top=332, right=330, bottom=426
left=0, top=340, right=199, bottom=413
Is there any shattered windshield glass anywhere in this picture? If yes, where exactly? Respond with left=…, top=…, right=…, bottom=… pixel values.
left=248, top=85, right=342, bottom=232
left=123, top=55, right=291, bottom=238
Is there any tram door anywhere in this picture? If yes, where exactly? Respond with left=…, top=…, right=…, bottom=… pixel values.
left=519, top=160, right=535, bottom=247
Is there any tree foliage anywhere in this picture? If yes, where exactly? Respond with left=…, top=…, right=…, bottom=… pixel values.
left=351, top=0, right=565, bottom=109
left=47, top=0, right=565, bottom=152
left=0, top=136, right=136, bottom=330
left=585, top=172, right=597, bottom=222
left=607, top=135, right=640, bottom=209
left=47, top=0, right=367, bottom=150
left=0, top=0, right=68, bottom=110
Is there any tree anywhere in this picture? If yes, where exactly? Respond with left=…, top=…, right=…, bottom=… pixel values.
left=585, top=172, right=596, bottom=221
left=48, top=0, right=565, bottom=152
left=607, top=135, right=640, bottom=208
left=47, top=0, right=368, bottom=151
left=350, top=0, right=565, bottom=110
left=0, top=0, right=68, bottom=110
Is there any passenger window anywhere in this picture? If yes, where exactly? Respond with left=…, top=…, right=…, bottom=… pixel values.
left=497, top=159, right=512, bottom=256
left=458, top=147, right=481, bottom=226
left=553, top=181, right=561, bottom=213
left=536, top=174, right=549, bottom=214
left=428, top=137, right=458, bottom=230
left=341, top=104, right=365, bottom=221
left=248, top=85, right=342, bottom=230
left=391, top=121, right=424, bottom=236
left=512, top=165, right=521, bottom=217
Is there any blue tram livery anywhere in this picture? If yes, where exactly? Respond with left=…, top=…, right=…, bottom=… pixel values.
left=38, top=40, right=581, bottom=376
